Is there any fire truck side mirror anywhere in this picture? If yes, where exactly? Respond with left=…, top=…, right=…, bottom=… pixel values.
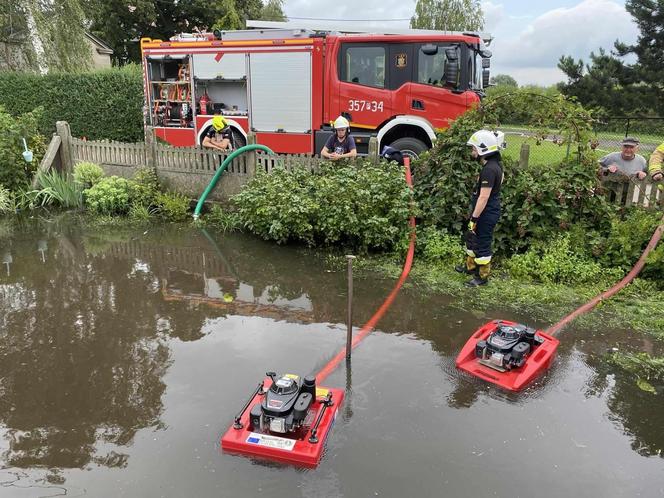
left=482, top=69, right=491, bottom=88
left=443, top=48, right=459, bottom=88
left=482, top=58, right=491, bottom=69
left=421, top=44, right=438, bottom=56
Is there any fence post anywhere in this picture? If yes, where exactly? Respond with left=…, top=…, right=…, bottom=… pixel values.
left=368, top=136, right=379, bottom=163
left=246, top=133, right=257, bottom=177
left=145, top=126, right=157, bottom=169
left=519, top=143, right=530, bottom=169
left=55, top=121, right=73, bottom=172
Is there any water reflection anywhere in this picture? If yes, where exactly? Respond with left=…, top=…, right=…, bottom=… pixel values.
left=0, top=219, right=171, bottom=470
left=584, top=350, right=664, bottom=458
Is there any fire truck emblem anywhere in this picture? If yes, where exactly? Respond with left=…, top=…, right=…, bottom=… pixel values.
left=396, top=53, right=407, bottom=68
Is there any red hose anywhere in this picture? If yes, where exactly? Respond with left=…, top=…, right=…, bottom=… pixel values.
left=316, top=158, right=416, bottom=383
left=546, top=214, right=664, bottom=336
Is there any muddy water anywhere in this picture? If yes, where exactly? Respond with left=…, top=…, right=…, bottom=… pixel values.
left=0, top=217, right=662, bottom=498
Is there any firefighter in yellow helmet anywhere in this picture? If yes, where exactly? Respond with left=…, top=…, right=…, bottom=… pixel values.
left=202, top=113, right=231, bottom=151
left=321, top=116, right=357, bottom=160
left=649, top=142, right=664, bottom=183
left=455, top=129, right=505, bottom=287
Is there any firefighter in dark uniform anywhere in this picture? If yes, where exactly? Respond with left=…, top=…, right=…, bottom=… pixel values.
left=456, top=129, right=505, bottom=287
left=202, top=114, right=232, bottom=151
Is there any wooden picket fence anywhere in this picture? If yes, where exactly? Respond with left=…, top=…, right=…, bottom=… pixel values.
left=69, top=137, right=251, bottom=176
left=45, top=121, right=663, bottom=209
left=256, top=152, right=320, bottom=173
left=600, top=177, right=664, bottom=209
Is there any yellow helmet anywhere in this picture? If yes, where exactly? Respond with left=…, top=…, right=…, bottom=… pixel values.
left=212, top=115, right=228, bottom=131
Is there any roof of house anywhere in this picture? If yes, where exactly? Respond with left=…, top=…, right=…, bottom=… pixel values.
left=85, top=32, right=113, bottom=55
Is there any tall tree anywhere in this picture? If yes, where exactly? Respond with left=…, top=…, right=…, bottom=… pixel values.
left=410, top=0, right=484, bottom=31
left=558, top=0, right=664, bottom=116
left=0, top=0, right=38, bottom=70
left=490, top=74, right=518, bottom=87
left=213, top=0, right=242, bottom=32
left=235, top=0, right=263, bottom=23
left=82, top=0, right=230, bottom=64
left=82, top=0, right=275, bottom=65
left=0, top=0, right=91, bottom=73
left=259, top=0, right=287, bottom=22
left=31, top=0, right=92, bottom=72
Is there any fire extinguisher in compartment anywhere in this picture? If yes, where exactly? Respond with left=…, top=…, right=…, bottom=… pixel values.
left=199, top=89, right=212, bottom=115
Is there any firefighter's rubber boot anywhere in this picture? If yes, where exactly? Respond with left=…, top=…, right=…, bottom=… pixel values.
left=455, top=255, right=477, bottom=275
left=466, top=263, right=490, bottom=287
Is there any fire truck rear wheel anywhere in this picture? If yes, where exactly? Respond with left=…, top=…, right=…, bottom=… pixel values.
left=231, top=129, right=246, bottom=149
left=388, top=137, right=428, bottom=159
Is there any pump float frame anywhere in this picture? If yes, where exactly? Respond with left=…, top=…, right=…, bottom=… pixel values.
left=221, top=375, right=345, bottom=467
left=455, top=319, right=559, bottom=391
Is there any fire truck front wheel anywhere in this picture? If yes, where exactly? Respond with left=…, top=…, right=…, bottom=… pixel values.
left=387, top=137, right=428, bottom=159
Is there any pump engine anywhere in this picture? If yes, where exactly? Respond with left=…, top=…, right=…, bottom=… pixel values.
left=249, top=372, right=315, bottom=434
left=475, top=322, right=545, bottom=372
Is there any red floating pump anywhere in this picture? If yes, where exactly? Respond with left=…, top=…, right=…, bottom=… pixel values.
left=221, top=372, right=344, bottom=467
left=221, top=157, right=416, bottom=467
left=455, top=320, right=559, bottom=391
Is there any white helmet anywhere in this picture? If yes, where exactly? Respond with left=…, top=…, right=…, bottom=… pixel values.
left=333, top=116, right=350, bottom=130
left=467, top=129, right=503, bottom=156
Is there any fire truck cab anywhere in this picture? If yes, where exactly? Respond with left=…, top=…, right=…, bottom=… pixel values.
left=140, top=22, right=492, bottom=157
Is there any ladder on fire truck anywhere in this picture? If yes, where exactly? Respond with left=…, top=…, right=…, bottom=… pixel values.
left=207, top=20, right=493, bottom=46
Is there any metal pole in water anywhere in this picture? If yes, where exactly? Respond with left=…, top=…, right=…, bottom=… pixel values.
left=346, top=255, right=355, bottom=360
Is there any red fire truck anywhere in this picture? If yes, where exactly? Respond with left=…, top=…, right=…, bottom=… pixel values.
left=140, top=22, right=492, bottom=157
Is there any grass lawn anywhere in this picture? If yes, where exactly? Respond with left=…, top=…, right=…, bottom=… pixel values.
left=500, top=124, right=664, bottom=144
left=502, top=133, right=574, bottom=165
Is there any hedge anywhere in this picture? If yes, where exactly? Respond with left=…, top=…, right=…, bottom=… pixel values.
left=0, top=65, right=144, bottom=142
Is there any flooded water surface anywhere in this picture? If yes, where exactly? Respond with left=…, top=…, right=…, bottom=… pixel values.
left=0, top=218, right=662, bottom=497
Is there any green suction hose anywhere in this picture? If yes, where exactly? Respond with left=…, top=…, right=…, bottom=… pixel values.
left=193, top=144, right=274, bottom=219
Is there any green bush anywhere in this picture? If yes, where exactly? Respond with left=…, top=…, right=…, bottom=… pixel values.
left=204, top=204, right=241, bottom=232
left=155, top=191, right=190, bottom=222
left=417, top=226, right=460, bottom=263
left=130, top=167, right=160, bottom=207
left=504, top=234, right=623, bottom=285
left=233, top=160, right=412, bottom=250
left=128, top=203, right=155, bottom=222
left=596, top=209, right=662, bottom=269
left=415, top=93, right=615, bottom=256
left=0, top=66, right=144, bottom=142
left=0, top=105, right=46, bottom=192
left=235, top=166, right=318, bottom=244
left=84, top=176, right=133, bottom=215
left=73, top=161, right=104, bottom=189
left=34, top=169, right=82, bottom=208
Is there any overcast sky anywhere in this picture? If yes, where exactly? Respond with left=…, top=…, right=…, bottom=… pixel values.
left=281, top=0, right=639, bottom=86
